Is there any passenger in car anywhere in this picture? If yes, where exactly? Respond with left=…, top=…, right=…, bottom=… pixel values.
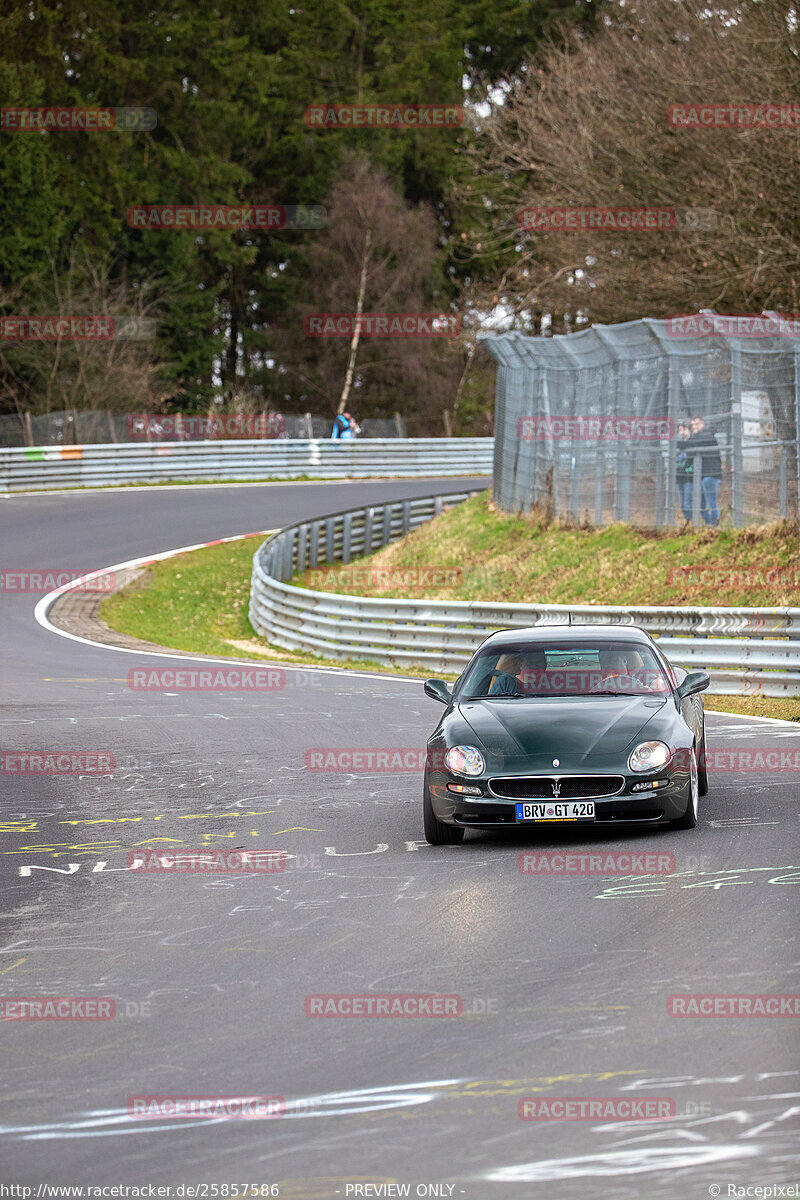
left=487, top=652, right=523, bottom=694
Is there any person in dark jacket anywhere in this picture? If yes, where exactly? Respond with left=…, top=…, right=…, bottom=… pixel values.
left=675, top=421, right=693, bottom=521
left=688, top=415, right=722, bottom=526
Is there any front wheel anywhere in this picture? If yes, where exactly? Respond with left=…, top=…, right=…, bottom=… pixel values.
left=671, top=746, right=699, bottom=829
left=423, top=785, right=465, bottom=845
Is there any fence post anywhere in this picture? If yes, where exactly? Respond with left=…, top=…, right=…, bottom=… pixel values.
left=309, top=520, right=320, bottom=568
left=382, top=504, right=392, bottom=546
left=795, top=350, right=800, bottom=521
left=729, top=345, right=744, bottom=527
left=325, top=517, right=335, bottom=563
left=594, top=447, right=603, bottom=524
left=363, top=506, right=373, bottom=556
left=665, top=353, right=681, bottom=525
left=691, top=451, right=702, bottom=523
left=283, top=531, right=295, bottom=580
left=342, top=512, right=352, bottom=563
left=780, top=444, right=788, bottom=518
left=568, top=451, right=580, bottom=521
left=296, top=525, right=307, bottom=574
left=655, top=450, right=665, bottom=527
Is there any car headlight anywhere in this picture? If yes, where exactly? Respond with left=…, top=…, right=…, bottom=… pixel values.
left=444, top=745, right=485, bottom=776
left=629, top=740, right=672, bottom=773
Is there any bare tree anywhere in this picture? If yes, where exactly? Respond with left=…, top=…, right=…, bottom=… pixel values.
left=0, top=251, right=168, bottom=420
left=274, top=155, right=465, bottom=427
left=462, top=0, right=800, bottom=326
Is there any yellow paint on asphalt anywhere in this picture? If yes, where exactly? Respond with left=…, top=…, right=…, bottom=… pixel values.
left=452, top=1072, right=645, bottom=1097
left=0, top=957, right=27, bottom=975
left=272, top=827, right=323, bottom=834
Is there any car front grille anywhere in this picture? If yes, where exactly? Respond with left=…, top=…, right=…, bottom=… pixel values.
left=487, top=775, right=626, bottom=800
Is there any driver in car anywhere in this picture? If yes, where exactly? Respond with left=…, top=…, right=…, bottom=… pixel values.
left=595, top=649, right=658, bottom=693
left=597, top=649, right=628, bottom=682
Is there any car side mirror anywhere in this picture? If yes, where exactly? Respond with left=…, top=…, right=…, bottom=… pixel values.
left=675, top=670, right=710, bottom=700
left=424, top=679, right=452, bottom=704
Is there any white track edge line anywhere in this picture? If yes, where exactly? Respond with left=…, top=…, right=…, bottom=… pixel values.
left=32, top=531, right=423, bottom=685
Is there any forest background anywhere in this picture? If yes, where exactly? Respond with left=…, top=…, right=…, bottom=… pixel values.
left=1, top=0, right=796, bottom=435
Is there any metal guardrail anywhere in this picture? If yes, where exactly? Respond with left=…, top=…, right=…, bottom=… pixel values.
left=0, top=438, right=494, bottom=491
left=249, top=491, right=800, bottom=697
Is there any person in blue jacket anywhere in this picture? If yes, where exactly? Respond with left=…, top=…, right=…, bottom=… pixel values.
left=331, top=411, right=356, bottom=439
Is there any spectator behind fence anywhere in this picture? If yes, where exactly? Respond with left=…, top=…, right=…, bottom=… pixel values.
left=331, top=411, right=359, bottom=440
left=675, top=421, right=693, bottom=522
left=688, top=415, right=722, bottom=526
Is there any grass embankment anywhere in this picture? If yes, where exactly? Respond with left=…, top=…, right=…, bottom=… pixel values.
left=101, top=493, right=800, bottom=721
left=99, top=538, right=424, bottom=678
left=298, top=491, right=800, bottom=607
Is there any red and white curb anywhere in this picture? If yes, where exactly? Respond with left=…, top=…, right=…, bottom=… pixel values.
left=32, top=529, right=421, bottom=685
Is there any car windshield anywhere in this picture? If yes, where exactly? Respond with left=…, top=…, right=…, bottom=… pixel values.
left=458, top=640, right=671, bottom=698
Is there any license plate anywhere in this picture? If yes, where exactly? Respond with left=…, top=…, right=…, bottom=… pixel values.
left=515, top=801, right=595, bottom=821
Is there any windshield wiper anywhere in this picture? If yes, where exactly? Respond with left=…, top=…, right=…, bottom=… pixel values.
left=580, top=689, right=631, bottom=696
left=467, top=693, right=520, bottom=699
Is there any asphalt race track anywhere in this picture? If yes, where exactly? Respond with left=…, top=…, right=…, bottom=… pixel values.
left=1, top=479, right=799, bottom=1199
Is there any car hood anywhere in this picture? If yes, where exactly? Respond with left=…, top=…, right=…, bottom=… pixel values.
left=455, top=696, right=668, bottom=771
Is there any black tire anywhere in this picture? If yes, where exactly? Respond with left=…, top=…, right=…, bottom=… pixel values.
left=697, top=723, right=709, bottom=796
left=671, top=746, right=699, bottom=829
left=423, top=785, right=465, bottom=845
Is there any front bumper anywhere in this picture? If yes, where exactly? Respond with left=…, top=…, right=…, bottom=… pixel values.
left=426, top=771, right=692, bottom=827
